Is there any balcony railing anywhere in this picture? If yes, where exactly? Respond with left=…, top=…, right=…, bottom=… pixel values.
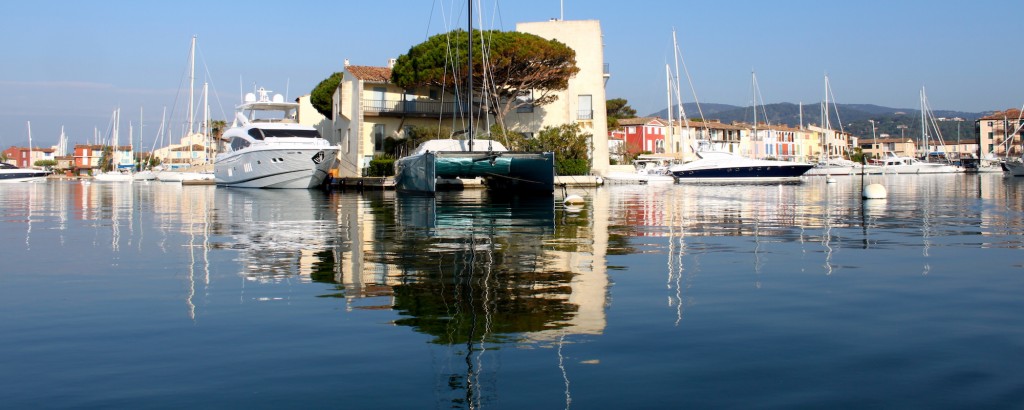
left=362, top=98, right=468, bottom=117
left=577, top=109, right=594, bottom=120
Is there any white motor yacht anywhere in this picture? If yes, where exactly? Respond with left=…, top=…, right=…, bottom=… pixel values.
left=669, top=141, right=813, bottom=182
left=603, top=155, right=676, bottom=184
left=804, top=156, right=883, bottom=176
left=0, top=163, right=50, bottom=183
left=878, top=151, right=961, bottom=174
left=214, top=87, right=339, bottom=189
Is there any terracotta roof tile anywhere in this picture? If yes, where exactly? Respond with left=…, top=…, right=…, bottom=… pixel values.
left=345, top=65, right=393, bottom=82
left=979, top=109, right=1023, bottom=121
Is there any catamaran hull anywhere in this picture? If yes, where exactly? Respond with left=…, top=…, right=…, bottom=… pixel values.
left=395, top=151, right=555, bottom=194
left=215, top=147, right=338, bottom=189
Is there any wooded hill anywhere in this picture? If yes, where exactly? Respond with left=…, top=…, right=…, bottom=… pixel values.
left=651, top=102, right=988, bottom=144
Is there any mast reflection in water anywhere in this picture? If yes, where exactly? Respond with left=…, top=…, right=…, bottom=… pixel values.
left=5, top=175, right=1024, bottom=408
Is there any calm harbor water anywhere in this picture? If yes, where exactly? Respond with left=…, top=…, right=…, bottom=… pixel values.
left=2, top=174, right=1024, bottom=408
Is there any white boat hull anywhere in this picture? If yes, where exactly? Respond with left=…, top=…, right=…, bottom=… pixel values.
left=804, top=164, right=884, bottom=176
left=881, top=163, right=961, bottom=174
left=0, top=174, right=49, bottom=183
left=215, top=146, right=338, bottom=189
left=93, top=172, right=134, bottom=182
left=602, top=172, right=675, bottom=184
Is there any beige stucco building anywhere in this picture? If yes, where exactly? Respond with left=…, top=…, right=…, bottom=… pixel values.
left=331, top=19, right=612, bottom=178
left=977, top=109, right=1023, bottom=158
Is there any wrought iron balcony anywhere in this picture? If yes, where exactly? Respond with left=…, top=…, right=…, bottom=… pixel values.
left=361, top=98, right=468, bottom=118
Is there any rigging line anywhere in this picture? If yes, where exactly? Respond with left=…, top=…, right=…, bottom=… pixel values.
left=673, top=35, right=708, bottom=136
left=826, top=76, right=845, bottom=134
left=197, top=45, right=230, bottom=124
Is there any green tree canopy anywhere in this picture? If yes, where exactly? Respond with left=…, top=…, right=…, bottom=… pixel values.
left=391, top=29, right=579, bottom=123
left=606, top=98, right=637, bottom=129
left=310, top=72, right=343, bottom=119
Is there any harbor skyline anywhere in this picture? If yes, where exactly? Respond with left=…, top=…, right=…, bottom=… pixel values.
left=2, top=0, right=1021, bottom=148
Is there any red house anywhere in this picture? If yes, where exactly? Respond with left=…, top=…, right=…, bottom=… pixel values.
left=613, top=117, right=669, bottom=157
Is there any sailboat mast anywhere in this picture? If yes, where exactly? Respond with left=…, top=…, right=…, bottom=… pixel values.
left=671, top=29, right=685, bottom=152
left=665, top=64, right=673, bottom=154
left=467, top=0, right=474, bottom=152
left=920, top=88, right=926, bottom=156
left=203, top=82, right=209, bottom=163
left=188, top=35, right=196, bottom=136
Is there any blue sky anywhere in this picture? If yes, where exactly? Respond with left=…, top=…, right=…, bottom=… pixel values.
left=2, top=0, right=1021, bottom=148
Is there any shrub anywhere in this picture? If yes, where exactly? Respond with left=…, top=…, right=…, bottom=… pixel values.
left=366, top=156, right=395, bottom=177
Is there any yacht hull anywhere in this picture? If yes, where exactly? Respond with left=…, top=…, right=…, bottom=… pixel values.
left=215, top=146, right=338, bottom=189
left=671, top=162, right=812, bottom=182
left=0, top=171, right=50, bottom=183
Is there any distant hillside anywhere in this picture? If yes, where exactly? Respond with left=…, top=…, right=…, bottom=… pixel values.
left=649, top=102, right=988, bottom=143
left=649, top=102, right=741, bottom=119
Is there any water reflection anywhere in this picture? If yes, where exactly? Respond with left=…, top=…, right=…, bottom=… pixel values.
left=6, top=175, right=1024, bottom=407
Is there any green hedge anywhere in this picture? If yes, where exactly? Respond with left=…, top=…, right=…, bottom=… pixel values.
left=556, top=158, right=590, bottom=176
left=366, top=157, right=395, bottom=177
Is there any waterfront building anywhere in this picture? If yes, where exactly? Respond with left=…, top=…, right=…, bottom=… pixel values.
left=331, top=19, right=611, bottom=178
left=72, top=144, right=104, bottom=176
left=858, top=137, right=917, bottom=159
left=515, top=19, right=611, bottom=176
left=152, top=132, right=215, bottom=170
left=976, top=109, right=1023, bottom=158
left=3, top=146, right=59, bottom=170
left=615, top=117, right=669, bottom=157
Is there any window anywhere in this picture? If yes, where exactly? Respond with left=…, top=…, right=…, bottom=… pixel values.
left=516, top=91, right=534, bottom=113
left=373, top=124, right=385, bottom=152
left=577, top=94, right=593, bottom=120
left=345, top=128, right=351, bottom=154
left=230, top=137, right=251, bottom=151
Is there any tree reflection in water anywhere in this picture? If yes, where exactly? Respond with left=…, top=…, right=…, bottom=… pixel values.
left=386, top=193, right=574, bottom=408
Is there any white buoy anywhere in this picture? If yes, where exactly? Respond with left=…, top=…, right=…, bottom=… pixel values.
left=564, top=194, right=584, bottom=206
left=862, top=183, right=887, bottom=199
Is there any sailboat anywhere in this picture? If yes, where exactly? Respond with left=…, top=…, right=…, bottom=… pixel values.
left=393, top=0, right=555, bottom=195
left=804, top=75, right=882, bottom=176
left=879, top=88, right=961, bottom=174
left=157, top=36, right=215, bottom=184
left=94, top=108, right=135, bottom=182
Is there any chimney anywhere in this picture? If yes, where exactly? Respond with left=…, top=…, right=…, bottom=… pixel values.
left=387, top=58, right=396, bottom=69
left=343, top=59, right=350, bottom=67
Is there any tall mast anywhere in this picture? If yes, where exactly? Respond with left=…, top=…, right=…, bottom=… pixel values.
left=665, top=64, right=673, bottom=154
left=467, top=0, right=474, bottom=151
left=920, top=88, right=926, bottom=155
left=188, top=35, right=196, bottom=136
left=203, top=82, right=209, bottom=163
